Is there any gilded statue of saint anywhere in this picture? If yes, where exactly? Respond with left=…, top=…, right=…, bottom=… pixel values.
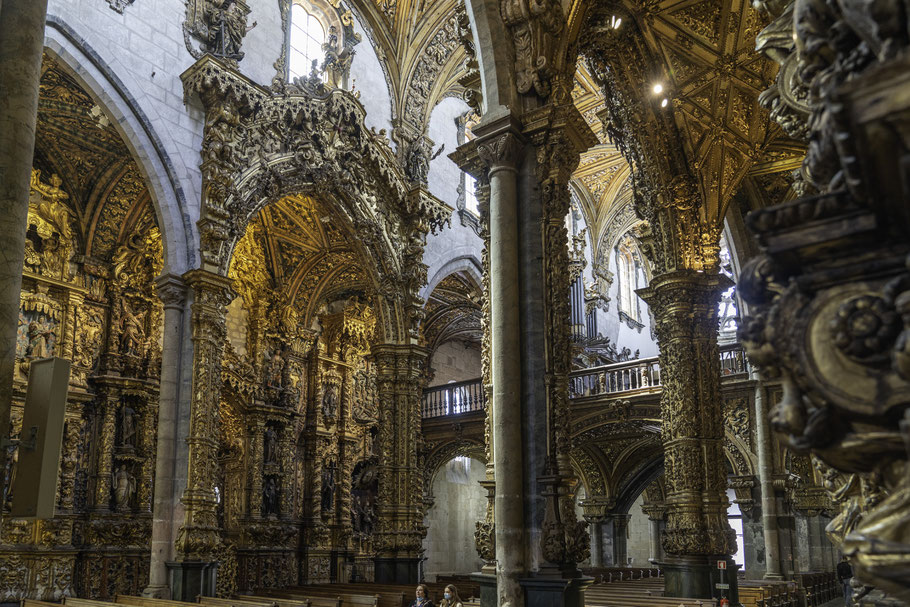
left=119, top=299, right=145, bottom=355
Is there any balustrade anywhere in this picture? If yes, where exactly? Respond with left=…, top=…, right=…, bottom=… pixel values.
left=421, top=345, right=750, bottom=417
left=421, top=378, right=486, bottom=418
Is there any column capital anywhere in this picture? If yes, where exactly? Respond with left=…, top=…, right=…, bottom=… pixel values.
left=182, top=268, right=235, bottom=302
left=637, top=268, right=733, bottom=310
left=156, top=273, right=187, bottom=309
left=641, top=504, right=667, bottom=521
left=580, top=496, right=615, bottom=523
left=610, top=513, right=632, bottom=531
left=473, top=113, right=525, bottom=173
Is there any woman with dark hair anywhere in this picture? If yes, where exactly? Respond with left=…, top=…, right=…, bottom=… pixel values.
left=439, top=585, right=463, bottom=607
left=409, top=585, right=434, bottom=607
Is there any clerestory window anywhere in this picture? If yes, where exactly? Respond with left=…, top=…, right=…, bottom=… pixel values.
left=616, top=238, right=640, bottom=322
left=289, top=2, right=326, bottom=81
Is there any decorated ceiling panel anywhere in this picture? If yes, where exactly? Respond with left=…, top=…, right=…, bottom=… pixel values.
left=421, top=270, right=482, bottom=352
left=232, top=194, right=373, bottom=330
left=34, top=56, right=155, bottom=263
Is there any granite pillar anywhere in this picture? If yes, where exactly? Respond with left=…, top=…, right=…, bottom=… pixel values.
left=589, top=522, right=603, bottom=568
left=0, top=0, right=50, bottom=488
left=611, top=514, right=630, bottom=567
left=754, top=380, right=784, bottom=580
left=477, top=119, right=525, bottom=607
left=144, top=275, right=188, bottom=598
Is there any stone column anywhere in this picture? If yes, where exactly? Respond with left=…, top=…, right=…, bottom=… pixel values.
left=476, top=123, right=525, bottom=607
left=0, top=0, right=50, bottom=484
left=171, top=269, right=233, bottom=599
left=611, top=514, right=631, bottom=567
left=808, top=515, right=826, bottom=571
left=373, top=343, right=429, bottom=584
left=642, top=504, right=666, bottom=564
left=753, top=380, right=783, bottom=579
left=144, top=275, right=188, bottom=598
left=589, top=522, right=603, bottom=567
left=638, top=270, right=737, bottom=601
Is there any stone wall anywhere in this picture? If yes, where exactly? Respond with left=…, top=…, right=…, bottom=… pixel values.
left=429, top=340, right=481, bottom=387
left=422, top=456, right=486, bottom=579
left=627, top=493, right=651, bottom=566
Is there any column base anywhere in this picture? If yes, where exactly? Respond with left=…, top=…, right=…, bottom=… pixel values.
left=471, top=571, right=497, bottom=607
left=374, top=556, right=419, bottom=584
left=167, top=561, right=218, bottom=601
left=519, top=574, right=594, bottom=607
left=659, top=556, right=739, bottom=604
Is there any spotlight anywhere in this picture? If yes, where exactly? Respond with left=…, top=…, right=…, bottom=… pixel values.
left=652, top=83, right=663, bottom=95
left=661, top=98, right=668, bottom=108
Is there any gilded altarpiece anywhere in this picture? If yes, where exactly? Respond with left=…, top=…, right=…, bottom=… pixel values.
left=216, top=224, right=384, bottom=592
left=1, top=170, right=163, bottom=600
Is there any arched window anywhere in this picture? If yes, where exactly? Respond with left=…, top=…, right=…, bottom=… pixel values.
left=616, top=234, right=641, bottom=323
left=464, top=174, right=479, bottom=214
left=718, top=232, right=739, bottom=341
left=289, top=2, right=326, bottom=80
left=458, top=112, right=481, bottom=216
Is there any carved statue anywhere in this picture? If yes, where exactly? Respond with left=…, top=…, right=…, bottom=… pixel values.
left=119, top=299, right=145, bottom=356
left=266, top=350, right=285, bottom=390
left=40, top=231, right=66, bottom=277
left=263, top=426, right=278, bottom=464
left=206, top=0, right=256, bottom=61
left=23, top=224, right=42, bottom=273
left=352, top=360, right=377, bottom=422
left=322, top=383, right=338, bottom=421
left=262, top=476, right=278, bottom=516
left=26, top=316, right=54, bottom=359
left=120, top=404, right=137, bottom=448
left=321, top=463, right=335, bottom=512
left=112, top=465, right=136, bottom=511
left=405, top=139, right=431, bottom=184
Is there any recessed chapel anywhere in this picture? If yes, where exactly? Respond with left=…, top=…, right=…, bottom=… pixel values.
left=0, top=1, right=909, bottom=606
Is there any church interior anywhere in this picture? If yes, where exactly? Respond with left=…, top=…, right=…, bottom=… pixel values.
left=1, top=0, right=909, bottom=606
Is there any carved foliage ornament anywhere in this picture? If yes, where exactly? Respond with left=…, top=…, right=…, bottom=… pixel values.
left=501, top=0, right=566, bottom=98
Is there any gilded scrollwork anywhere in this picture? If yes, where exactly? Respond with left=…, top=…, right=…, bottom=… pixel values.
left=738, top=3, right=910, bottom=599
left=8, top=67, right=165, bottom=597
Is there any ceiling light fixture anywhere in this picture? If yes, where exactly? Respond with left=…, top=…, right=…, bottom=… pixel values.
left=661, top=98, right=669, bottom=108
left=611, top=15, right=622, bottom=29
left=652, top=83, right=663, bottom=95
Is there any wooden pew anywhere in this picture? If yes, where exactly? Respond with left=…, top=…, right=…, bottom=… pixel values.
left=115, top=595, right=198, bottom=607
left=284, top=585, right=404, bottom=607
left=23, top=601, right=59, bottom=607
left=261, top=588, right=375, bottom=607
left=198, top=597, right=282, bottom=607
left=66, top=599, right=127, bottom=607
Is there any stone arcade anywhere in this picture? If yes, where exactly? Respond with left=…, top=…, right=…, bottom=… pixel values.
left=0, top=0, right=909, bottom=606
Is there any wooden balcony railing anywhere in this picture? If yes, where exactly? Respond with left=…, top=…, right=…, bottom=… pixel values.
left=422, top=345, right=750, bottom=417
left=421, top=378, right=486, bottom=418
